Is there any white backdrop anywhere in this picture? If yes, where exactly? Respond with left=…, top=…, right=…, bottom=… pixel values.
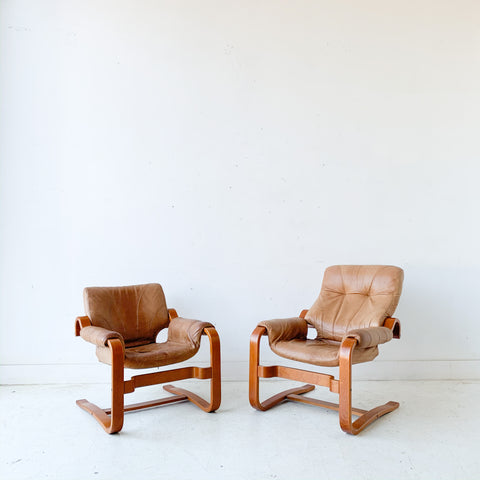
left=1, top=0, right=479, bottom=382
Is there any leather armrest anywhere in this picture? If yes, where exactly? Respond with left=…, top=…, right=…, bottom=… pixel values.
left=345, top=326, right=393, bottom=348
left=258, top=317, right=308, bottom=344
left=167, top=317, right=214, bottom=348
left=80, top=325, right=124, bottom=348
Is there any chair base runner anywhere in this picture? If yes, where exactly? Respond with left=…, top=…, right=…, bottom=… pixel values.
left=163, top=384, right=217, bottom=412
left=103, top=394, right=188, bottom=414
left=249, top=384, right=315, bottom=411
left=286, top=392, right=368, bottom=417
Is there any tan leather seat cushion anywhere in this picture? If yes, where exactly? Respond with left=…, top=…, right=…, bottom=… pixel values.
left=95, top=316, right=213, bottom=369
left=96, top=341, right=198, bottom=369
left=271, top=338, right=379, bottom=367
left=306, top=265, right=403, bottom=342
left=258, top=317, right=379, bottom=366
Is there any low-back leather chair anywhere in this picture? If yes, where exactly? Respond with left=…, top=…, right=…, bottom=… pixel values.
left=249, top=265, right=403, bottom=435
left=75, top=283, right=221, bottom=433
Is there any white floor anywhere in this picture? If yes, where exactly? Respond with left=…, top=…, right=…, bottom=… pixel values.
left=0, top=380, right=479, bottom=480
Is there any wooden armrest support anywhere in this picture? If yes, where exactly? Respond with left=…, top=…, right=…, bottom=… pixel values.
left=75, top=316, right=92, bottom=336
left=299, top=310, right=317, bottom=329
left=383, top=317, right=401, bottom=339
left=299, top=309, right=309, bottom=319
left=340, top=335, right=358, bottom=351
left=168, top=308, right=179, bottom=321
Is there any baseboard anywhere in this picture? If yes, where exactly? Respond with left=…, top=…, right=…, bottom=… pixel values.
left=0, top=359, right=479, bottom=384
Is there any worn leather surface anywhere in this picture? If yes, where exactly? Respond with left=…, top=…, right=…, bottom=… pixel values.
left=84, top=283, right=169, bottom=346
left=306, top=265, right=403, bottom=342
left=346, top=326, right=393, bottom=348
left=168, top=317, right=213, bottom=348
left=270, top=338, right=379, bottom=367
left=97, top=341, right=193, bottom=368
left=258, top=317, right=378, bottom=366
left=83, top=284, right=214, bottom=368
left=95, top=316, right=213, bottom=369
left=258, top=317, right=308, bottom=344
left=257, top=265, right=403, bottom=366
left=80, top=325, right=124, bottom=348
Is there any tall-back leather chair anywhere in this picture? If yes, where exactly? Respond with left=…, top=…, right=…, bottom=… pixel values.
left=75, top=283, right=221, bottom=433
left=249, top=265, right=403, bottom=435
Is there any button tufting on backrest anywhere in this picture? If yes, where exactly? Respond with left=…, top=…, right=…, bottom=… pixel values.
left=305, top=265, right=404, bottom=342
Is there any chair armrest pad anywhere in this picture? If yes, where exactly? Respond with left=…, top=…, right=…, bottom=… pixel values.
left=168, top=317, right=214, bottom=348
left=80, top=326, right=124, bottom=348
left=345, top=326, right=393, bottom=348
left=258, top=317, right=308, bottom=344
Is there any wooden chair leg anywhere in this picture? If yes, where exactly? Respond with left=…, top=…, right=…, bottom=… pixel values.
left=76, top=338, right=125, bottom=434
left=339, top=337, right=399, bottom=435
left=163, top=326, right=221, bottom=412
left=249, top=326, right=315, bottom=411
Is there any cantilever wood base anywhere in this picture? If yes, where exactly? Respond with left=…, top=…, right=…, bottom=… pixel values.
left=286, top=392, right=399, bottom=434
left=77, top=392, right=188, bottom=419
left=249, top=326, right=399, bottom=435
left=77, top=327, right=221, bottom=434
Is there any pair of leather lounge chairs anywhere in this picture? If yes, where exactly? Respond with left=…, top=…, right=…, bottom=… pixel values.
left=75, top=265, right=404, bottom=435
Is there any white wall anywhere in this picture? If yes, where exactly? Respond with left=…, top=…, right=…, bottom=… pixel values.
left=1, top=0, right=479, bottom=383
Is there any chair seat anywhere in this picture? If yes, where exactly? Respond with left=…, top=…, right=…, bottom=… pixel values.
left=96, top=341, right=199, bottom=369
left=271, top=339, right=379, bottom=367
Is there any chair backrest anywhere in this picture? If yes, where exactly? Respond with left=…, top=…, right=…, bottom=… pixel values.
left=83, top=283, right=169, bottom=346
left=305, top=265, right=404, bottom=342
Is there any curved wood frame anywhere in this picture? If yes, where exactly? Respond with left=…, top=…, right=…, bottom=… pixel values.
left=249, top=315, right=400, bottom=435
left=75, top=310, right=221, bottom=434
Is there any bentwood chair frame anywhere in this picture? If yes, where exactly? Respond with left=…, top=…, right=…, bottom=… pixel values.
left=249, top=313, right=400, bottom=435
left=76, top=306, right=220, bottom=434
left=249, top=265, right=403, bottom=435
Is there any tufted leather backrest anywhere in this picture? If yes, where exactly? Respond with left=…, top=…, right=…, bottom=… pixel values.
left=84, top=283, right=169, bottom=346
left=305, top=265, right=403, bottom=342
